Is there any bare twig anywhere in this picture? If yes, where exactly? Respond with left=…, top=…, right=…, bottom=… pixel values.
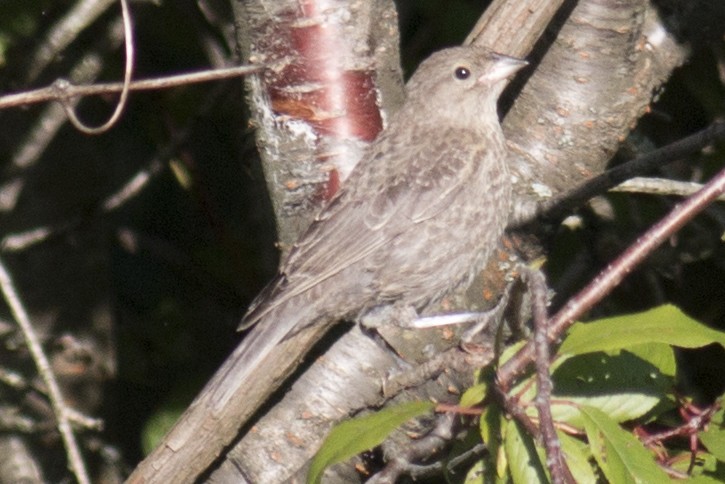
left=61, top=0, right=134, bottom=134
left=0, top=257, right=90, bottom=484
left=640, top=400, right=719, bottom=476
left=10, top=16, right=127, bottom=173
left=498, top=161, right=725, bottom=389
left=24, top=0, right=116, bottom=82
left=537, top=121, right=725, bottom=223
left=0, top=65, right=262, bottom=111
left=611, top=176, right=725, bottom=201
left=368, top=413, right=459, bottom=484
left=527, top=270, right=573, bottom=484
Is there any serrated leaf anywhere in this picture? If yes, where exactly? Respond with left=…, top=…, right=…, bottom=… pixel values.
left=580, top=406, right=669, bottom=483
left=307, top=400, right=434, bottom=484
left=504, top=419, right=548, bottom=484
left=550, top=351, right=670, bottom=426
left=560, top=305, right=725, bottom=356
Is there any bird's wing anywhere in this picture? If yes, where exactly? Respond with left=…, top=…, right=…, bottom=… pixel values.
left=365, top=130, right=482, bottom=228
left=241, top=128, right=483, bottom=328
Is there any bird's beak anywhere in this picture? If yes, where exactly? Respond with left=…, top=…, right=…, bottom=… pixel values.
left=479, top=53, right=528, bottom=83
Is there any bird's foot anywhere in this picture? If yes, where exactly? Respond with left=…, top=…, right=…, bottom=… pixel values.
left=359, top=303, right=419, bottom=329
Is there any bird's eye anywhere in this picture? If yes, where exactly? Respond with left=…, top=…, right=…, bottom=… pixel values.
left=454, top=66, right=471, bottom=80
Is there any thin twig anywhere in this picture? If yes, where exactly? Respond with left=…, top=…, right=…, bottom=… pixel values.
left=0, top=64, right=263, bottom=111
left=537, top=121, right=725, bottom=222
left=611, top=176, right=725, bottom=201
left=11, top=16, right=126, bottom=173
left=61, top=0, right=134, bottom=134
left=527, top=269, right=573, bottom=484
left=498, top=162, right=725, bottom=389
left=0, top=257, right=90, bottom=484
left=24, top=0, right=116, bottom=83
left=368, top=413, right=458, bottom=484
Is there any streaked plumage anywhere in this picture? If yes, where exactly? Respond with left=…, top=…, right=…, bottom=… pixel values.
left=237, top=45, right=526, bottom=381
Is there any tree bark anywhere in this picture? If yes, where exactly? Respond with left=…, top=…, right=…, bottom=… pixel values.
left=128, top=0, right=724, bottom=482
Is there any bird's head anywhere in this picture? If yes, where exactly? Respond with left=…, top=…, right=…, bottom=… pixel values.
left=404, top=46, right=527, bottom=124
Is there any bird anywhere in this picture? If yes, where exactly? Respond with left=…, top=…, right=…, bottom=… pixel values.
left=236, top=45, right=527, bottom=385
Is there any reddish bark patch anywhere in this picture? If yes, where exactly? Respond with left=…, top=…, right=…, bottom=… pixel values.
left=256, top=6, right=385, bottom=201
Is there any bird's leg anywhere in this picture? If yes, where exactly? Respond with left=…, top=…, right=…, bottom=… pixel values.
left=359, top=303, right=419, bottom=329
left=461, top=264, right=550, bottom=345
left=400, top=264, right=549, bottom=345
left=406, top=311, right=494, bottom=329
left=361, top=263, right=549, bottom=343
left=398, top=281, right=513, bottom=338
left=360, top=279, right=517, bottom=341
left=360, top=291, right=510, bottom=332
left=461, top=281, right=514, bottom=343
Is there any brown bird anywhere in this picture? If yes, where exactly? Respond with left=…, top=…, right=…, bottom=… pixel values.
left=237, top=45, right=527, bottom=382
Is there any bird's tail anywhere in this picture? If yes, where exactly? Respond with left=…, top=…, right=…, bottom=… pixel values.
left=153, top=298, right=325, bottom=474
left=206, top=297, right=321, bottom=413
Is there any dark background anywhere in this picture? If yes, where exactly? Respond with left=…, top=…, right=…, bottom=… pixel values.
left=0, top=0, right=723, bottom=472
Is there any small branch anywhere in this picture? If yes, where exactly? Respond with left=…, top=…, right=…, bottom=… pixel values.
left=527, top=270, right=573, bottom=484
left=498, top=161, right=725, bottom=390
left=10, top=15, right=126, bottom=173
left=61, top=0, right=135, bottom=134
left=24, top=0, right=116, bottom=83
left=496, top=388, right=540, bottom=439
left=0, top=257, right=90, bottom=484
left=611, top=176, right=725, bottom=200
left=0, top=158, right=164, bottom=253
left=538, top=121, right=725, bottom=222
left=0, top=65, right=262, bottom=111
left=368, top=413, right=459, bottom=484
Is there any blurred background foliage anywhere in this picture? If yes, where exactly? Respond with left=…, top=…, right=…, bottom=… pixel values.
left=0, top=0, right=723, bottom=476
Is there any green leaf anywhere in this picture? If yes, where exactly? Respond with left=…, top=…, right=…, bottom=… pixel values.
left=504, top=418, right=548, bottom=484
left=580, top=406, right=669, bottom=483
left=478, top=404, right=505, bottom=482
left=686, top=476, right=725, bottom=484
left=498, top=420, right=596, bottom=484
left=560, top=305, right=725, bottom=356
left=559, top=431, right=597, bottom=484
left=668, top=449, right=719, bottom=479
left=500, top=340, right=528, bottom=365
left=626, top=342, right=677, bottom=378
left=463, top=459, right=487, bottom=484
left=700, top=403, right=725, bottom=460
left=550, top=350, right=670, bottom=426
left=460, top=381, right=488, bottom=408
left=480, top=404, right=503, bottom=449
left=307, top=400, right=434, bottom=484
